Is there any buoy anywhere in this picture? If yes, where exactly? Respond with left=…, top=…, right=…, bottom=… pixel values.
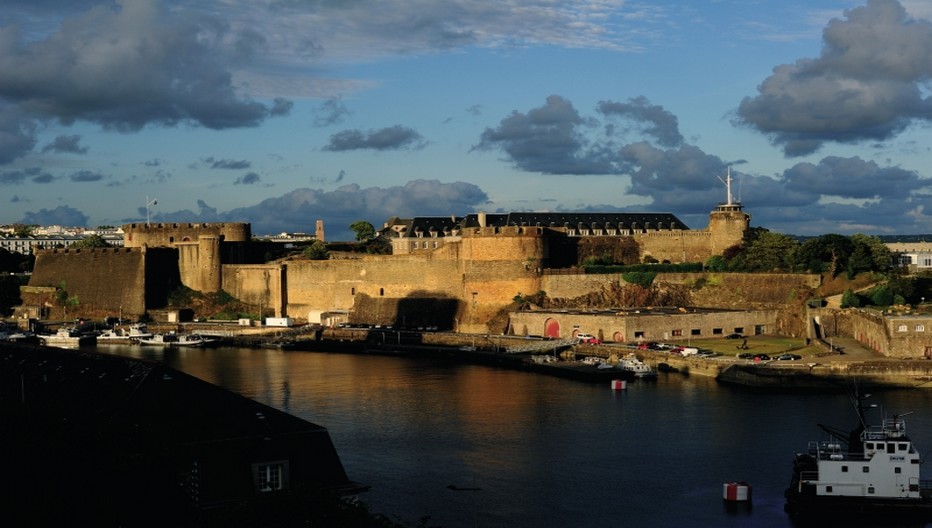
left=723, top=481, right=752, bottom=502
left=611, top=379, right=626, bottom=390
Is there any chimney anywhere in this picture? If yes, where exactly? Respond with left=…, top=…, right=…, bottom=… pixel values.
left=478, top=211, right=487, bottom=228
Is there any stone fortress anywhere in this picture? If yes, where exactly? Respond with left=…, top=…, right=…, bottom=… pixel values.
left=19, top=185, right=752, bottom=336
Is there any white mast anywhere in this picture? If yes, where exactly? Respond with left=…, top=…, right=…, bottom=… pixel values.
left=717, top=167, right=734, bottom=206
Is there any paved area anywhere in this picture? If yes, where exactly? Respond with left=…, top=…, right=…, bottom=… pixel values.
left=819, top=336, right=891, bottom=362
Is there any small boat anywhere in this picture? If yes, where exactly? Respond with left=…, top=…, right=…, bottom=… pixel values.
left=138, top=333, right=179, bottom=346
left=618, top=353, right=657, bottom=378
left=97, top=323, right=154, bottom=343
left=784, top=392, right=932, bottom=522
left=40, top=327, right=97, bottom=348
left=175, top=334, right=209, bottom=347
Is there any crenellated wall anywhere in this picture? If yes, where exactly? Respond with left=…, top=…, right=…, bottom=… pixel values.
left=122, top=222, right=250, bottom=248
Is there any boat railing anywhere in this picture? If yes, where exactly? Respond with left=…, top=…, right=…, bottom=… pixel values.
left=863, top=419, right=907, bottom=440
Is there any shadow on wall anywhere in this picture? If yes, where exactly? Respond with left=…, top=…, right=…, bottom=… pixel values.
left=352, top=291, right=462, bottom=330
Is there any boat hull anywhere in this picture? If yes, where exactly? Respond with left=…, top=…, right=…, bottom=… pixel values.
left=785, top=491, right=932, bottom=523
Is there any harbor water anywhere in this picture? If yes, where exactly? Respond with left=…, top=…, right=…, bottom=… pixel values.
left=104, top=344, right=932, bottom=528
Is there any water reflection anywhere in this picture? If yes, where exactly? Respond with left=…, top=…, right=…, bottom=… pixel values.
left=101, top=344, right=932, bottom=528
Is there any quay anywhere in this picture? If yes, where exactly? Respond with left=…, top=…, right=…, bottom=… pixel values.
left=147, top=323, right=932, bottom=390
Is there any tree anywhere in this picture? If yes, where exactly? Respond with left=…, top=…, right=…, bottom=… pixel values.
left=349, top=221, right=376, bottom=242
left=303, top=240, right=330, bottom=260
left=71, top=235, right=111, bottom=249
left=794, top=234, right=854, bottom=276
left=741, top=232, right=798, bottom=271
left=840, top=289, right=860, bottom=308
left=849, top=233, right=892, bottom=272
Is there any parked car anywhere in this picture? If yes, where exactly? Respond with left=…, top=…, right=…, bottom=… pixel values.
left=776, top=353, right=802, bottom=361
left=576, top=333, right=601, bottom=344
left=724, top=333, right=744, bottom=339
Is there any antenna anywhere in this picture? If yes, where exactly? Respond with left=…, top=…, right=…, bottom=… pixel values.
left=146, top=196, right=158, bottom=226
left=716, top=167, right=734, bottom=205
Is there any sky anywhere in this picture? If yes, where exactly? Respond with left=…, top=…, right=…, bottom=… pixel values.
left=3, top=0, right=932, bottom=241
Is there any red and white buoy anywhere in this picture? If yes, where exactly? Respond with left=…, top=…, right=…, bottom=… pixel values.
left=610, top=379, right=627, bottom=390
left=723, top=481, right=752, bottom=502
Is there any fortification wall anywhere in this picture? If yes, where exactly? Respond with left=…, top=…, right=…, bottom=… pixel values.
left=26, top=247, right=148, bottom=318
left=508, top=309, right=778, bottom=343
left=122, top=222, right=250, bottom=248
left=222, top=264, right=285, bottom=318
left=636, top=231, right=713, bottom=263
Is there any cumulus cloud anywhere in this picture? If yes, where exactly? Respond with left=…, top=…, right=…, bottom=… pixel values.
left=206, top=158, right=252, bottom=170
left=21, top=205, right=88, bottom=226
left=474, top=95, right=617, bottom=175
left=323, top=125, right=427, bottom=151
left=42, top=134, right=88, bottom=154
left=0, top=104, right=37, bottom=164
left=0, top=0, right=290, bottom=136
left=142, top=179, right=489, bottom=239
left=234, top=172, right=261, bottom=185
left=69, top=170, right=103, bottom=183
left=313, top=98, right=351, bottom=127
left=737, top=0, right=932, bottom=156
left=0, top=167, right=54, bottom=185
left=598, top=96, right=684, bottom=148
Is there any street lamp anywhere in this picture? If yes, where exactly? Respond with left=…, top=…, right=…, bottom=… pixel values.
left=146, top=196, right=158, bottom=226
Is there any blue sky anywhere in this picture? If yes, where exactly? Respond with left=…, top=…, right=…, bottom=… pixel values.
left=3, top=0, right=932, bottom=240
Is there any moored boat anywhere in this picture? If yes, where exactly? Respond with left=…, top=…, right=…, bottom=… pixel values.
left=784, top=392, right=932, bottom=522
left=138, top=333, right=178, bottom=346
left=40, top=327, right=97, bottom=348
left=618, top=353, right=657, bottom=378
left=97, top=323, right=154, bottom=343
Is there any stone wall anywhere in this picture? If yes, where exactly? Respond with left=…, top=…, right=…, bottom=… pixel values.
left=123, top=222, right=250, bottom=248
left=26, top=247, right=148, bottom=318
left=222, top=264, right=286, bottom=318
left=508, top=308, right=778, bottom=343
left=825, top=308, right=932, bottom=359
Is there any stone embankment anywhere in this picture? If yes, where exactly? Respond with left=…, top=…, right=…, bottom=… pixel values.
left=158, top=324, right=932, bottom=390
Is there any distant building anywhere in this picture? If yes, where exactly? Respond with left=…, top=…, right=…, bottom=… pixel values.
left=886, top=242, right=932, bottom=271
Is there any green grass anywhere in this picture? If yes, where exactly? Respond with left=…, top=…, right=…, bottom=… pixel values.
left=681, top=336, right=820, bottom=357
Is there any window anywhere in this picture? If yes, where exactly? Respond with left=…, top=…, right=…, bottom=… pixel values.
left=863, top=466, right=870, bottom=473
left=634, top=331, right=645, bottom=338
left=826, top=485, right=833, bottom=493
left=841, top=466, right=848, bottom=472
left=868, top=486, right=875, bottom=494
left=917, top=325, right=925, bottom=332
left=899, top=443, right=908, bottom=451
left=253, top=461, right=288, bottom=493
left=898, top=324, right=908, bottom=332
left=379, top=288, right=384, bottom=296
left=895, top=467, right=902, bottom=474
left=672, top=329, right=682, bottom=337
left=351, top=287, right=355, bottom=295
left=691, top=329, right=701, bottom=336
left=712, top=328, right=723, bottom=335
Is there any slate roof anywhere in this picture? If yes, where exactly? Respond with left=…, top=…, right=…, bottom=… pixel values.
left=383, top=211, right=689, bottom=238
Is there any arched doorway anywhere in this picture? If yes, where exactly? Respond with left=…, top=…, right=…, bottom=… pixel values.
left=544, top=318, right=560, bottom=338
left=612, top=331, right=624, bottom=343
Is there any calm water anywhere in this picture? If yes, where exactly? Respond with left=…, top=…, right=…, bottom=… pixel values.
left=102, top=344, right=932, bottom=528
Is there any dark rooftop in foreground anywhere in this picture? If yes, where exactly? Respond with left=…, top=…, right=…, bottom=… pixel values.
left=0, top=342, right=364, bottom=527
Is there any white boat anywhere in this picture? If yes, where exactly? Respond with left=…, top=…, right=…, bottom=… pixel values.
left=138, top=333, right=178, bottom=346
left=618, top=353, right=657, bottom=378
left=784, top=392, right=932, bottom=522
left=40, top=327, right=97, bottom=348
left=174, top=334, right=207, bottom=347
left=97, top=323, right=154, bottom=342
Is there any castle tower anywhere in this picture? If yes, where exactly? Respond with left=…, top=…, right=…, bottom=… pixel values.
left=708, top=167, right=750, bottom=253
left=315, top=219, right=325, bottom=242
